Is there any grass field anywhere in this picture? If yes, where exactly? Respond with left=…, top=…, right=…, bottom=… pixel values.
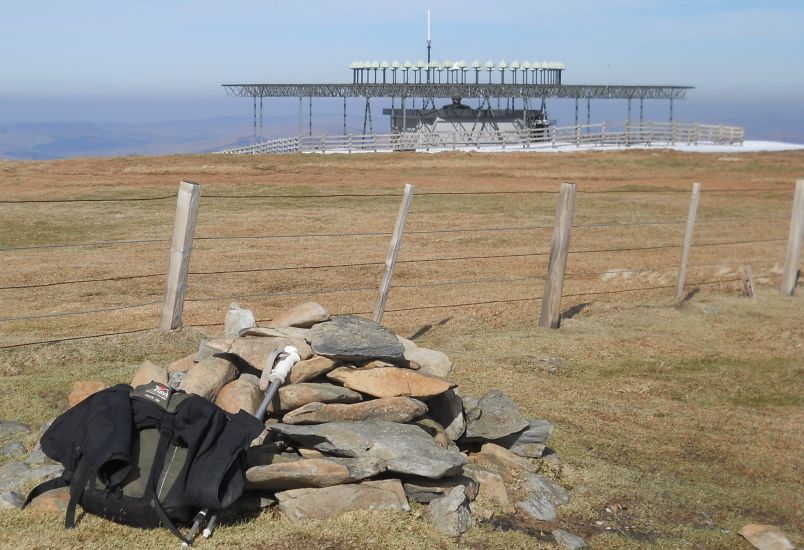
left=0, top=150, right=802, bottom=549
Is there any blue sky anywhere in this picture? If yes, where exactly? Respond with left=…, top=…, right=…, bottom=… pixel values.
left=1, top=1, right=803, bottom=132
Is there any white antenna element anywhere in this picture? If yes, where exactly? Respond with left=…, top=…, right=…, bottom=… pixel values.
left=427, top=10, right=431, bottom=42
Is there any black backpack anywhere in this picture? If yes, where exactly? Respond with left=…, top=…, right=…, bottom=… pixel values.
left=25, top=382, right=264, bottom=544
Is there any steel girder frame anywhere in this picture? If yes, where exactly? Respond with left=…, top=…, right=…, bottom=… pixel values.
left=222, top=83, right=692, bottom=101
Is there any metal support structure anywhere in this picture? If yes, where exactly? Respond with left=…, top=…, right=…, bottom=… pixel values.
left=252, top=96, right=257, bottom=144
left=259, top=96, right=263, bottom=139
left=308, top=96, right=312, bottom=136
left=298, top=97, right=303, bottom=137
left=574, top=97, right=579, bottom=127
left=669, top=97, right=674, bottom=123
left=639, top=96, right=644, bottom=124
left=343, top=97, right=347, bottom=136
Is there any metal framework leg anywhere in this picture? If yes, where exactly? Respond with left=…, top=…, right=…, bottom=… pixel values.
left=574, top=97, right=579, bottom=127
left=343, top=97, right=347, bottom=136
left=252, top=96, right=257, bottom=145
left=298, top=97, right=302, bottom=137
left=308, top=96, right=312, bottom=136
left=639, top=97, right=644, bottom=124
left=669, top=98, right=674, bottom=123
left=587, top=97, right=591, bottom=128
left=259, top=96, right=263, bottom=140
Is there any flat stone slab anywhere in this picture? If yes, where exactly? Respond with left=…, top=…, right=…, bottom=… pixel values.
left=272, top=421, right=467, bottom=479
left=398, top=337, right=453, bottom=378
left=289, top=356, right=339, bottom=384
left=276, top=479, right=410, bottom=522
left=269, top=301, right=329, bottom=329
left=463, top=390, right=530, bottom=442
left=246, top=456, right=385, bottom=491
left=215, top=375, right=263, bottom=416
left=282, top=397, right=428, bottom=425
left=308, top=315, right=405, bottom=362
left=179, top=356, right=238, bottom=401
left=268, top=383, right=363, bottom=413
left=403, top=475, right=478, bottom=503
left=0, top=491, right=24, bottom=509
left=327, top=366, right=452, bottom=399
left=553, top=529, right=588, bottom=549
left=738, top=523, right=795, bottom=550
left=517, top=473, right=570, bottom=522
left=494, top=418, right=554, bottom=458
left=199, top=336, right=313, bottom=369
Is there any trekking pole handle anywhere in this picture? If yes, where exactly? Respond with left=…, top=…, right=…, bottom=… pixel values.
left=267, top=346, right=300, bottom=384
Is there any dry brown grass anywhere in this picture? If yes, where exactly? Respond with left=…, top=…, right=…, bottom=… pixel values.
left=0, top=149, right=802, bottom=548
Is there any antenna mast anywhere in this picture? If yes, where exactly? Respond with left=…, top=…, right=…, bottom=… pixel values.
left=426, top=10, right=432, bottom=82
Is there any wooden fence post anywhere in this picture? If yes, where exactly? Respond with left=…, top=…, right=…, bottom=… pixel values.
left=675, top=182, right=701, bottom=301
left=160, top=180, right=201, bottom=332
left=373, top=184, right=415, bottom=324
left=539, top=182, right=577, bottom=328
left=780, top=179, right=804, bottom=296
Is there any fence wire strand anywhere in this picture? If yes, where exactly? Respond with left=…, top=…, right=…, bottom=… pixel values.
left=0, top=301, right=161, bottom=323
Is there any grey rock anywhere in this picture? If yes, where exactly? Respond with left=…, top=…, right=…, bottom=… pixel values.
left=224, top=303, right=256, bottom=338
left=463, top=390, right=530, bottom=442
left=403, top=475, right=479, bottom=503
left=168, top=370, right=187, bottom=389
left=240, top=326, right=311, bottom=340
left=0, top=421, right=31, bottom=442
left=1, top=441, right=27, bottom=458
left=426, top=486, right=471, bottom=537
left=276, top=479, right=410, bottom=522
left=552, top=529, right=588, bottom=549
left=282, top=397, right=428, bottom=425
left=398, top=337, right=453, bottom=378
left=494, top=419, right=554, bottom=458
left=272, top=421, right=467, bottom=479
left=428, top=389, right=465, bottom=442
left=25, top=442, right=49, bottom=466
left=198, top=336, right=314, bottom=367
left=0, top=462, right=63, bottom=493
left=308, top=315, right=405, bottom=362
left=0, top=491, right=24, bottom=509
left=703, top=305, right=719, bottom=314
left=517, top=474, right=570, bottom=521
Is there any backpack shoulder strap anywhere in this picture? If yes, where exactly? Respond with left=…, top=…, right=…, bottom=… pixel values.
left=23, top=475, right=70, bottom=508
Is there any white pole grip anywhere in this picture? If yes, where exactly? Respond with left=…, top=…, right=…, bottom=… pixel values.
left=267, top=346, right=300, bottom=385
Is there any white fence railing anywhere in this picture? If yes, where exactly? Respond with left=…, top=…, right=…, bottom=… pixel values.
left=216, top=121, right=745, bottom=155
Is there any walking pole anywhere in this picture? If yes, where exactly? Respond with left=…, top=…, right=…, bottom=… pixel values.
left=200, top=346, right=301, bottom=541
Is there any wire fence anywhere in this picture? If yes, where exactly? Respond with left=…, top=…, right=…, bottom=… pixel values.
left=1, top=180, right=801, bottom=350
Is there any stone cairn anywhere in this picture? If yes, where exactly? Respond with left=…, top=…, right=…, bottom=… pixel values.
left=2, top=301, right=580, bottom=545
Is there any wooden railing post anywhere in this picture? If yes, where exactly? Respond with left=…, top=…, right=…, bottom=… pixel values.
left=539, top=182, right=577, bottom=328
left=780, top=180, right=804, bottom=296
left=373, top=184, right=415, bottom=324
left=160, top=180, right=201, bottom=332
left=676, top=182, right=701, bottom=301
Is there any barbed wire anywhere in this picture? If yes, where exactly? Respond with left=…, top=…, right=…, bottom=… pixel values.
left=0, top=195, right=177, bottom=204
left=0, top=238, right=169, bottom=252
left=0, top=327, right=154, bottom=350
left=0, top=273, right=163, bottom=291
left=0, top=301, right=160, bottom=323
left=392, top=275, right=544, bottom=289
left=184, top=286, right=377, bottom=304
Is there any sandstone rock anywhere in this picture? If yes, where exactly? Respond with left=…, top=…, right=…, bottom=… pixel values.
left=240, top=326, right=311, bottom=340
left=289, top=355, right=338, bottom=384
left=552, top=529, right=588, bottom=550
left=738, top=524, right=795, bottom=550
left=268, top=383, right=363, bottom=413
left=246, top=444, right=302, bottom=468
left=272, top=421, right=467, bottom=479
left=462, top=464, right=515, bottom=513
left=68, top=380, right=108, bottom=408
left=470, top=443, right=537, bottom=483
left=0, top=441, right=26, bottom=458
left=216, top=375, right=263, bottom=415
left=276, top=479, right=410, bottom=522
left=463, top=390, right=529, bottom=442
left=401, top=343, right=452, bottom=378
left=224, top=303, right=256, bottom=338
left=469, top=501, right=494, bottom=521
left=428, top=389, right=465, bottom=442
left=517, top=473, right=570, bottom=521
left=403, top=475, right=478, bottom=503
left=360, top=359, right=419, bottom=370
left=297, top=448, right=325, bottom=459
left=246, top=457, right=385, bottom=490
left=27, top=486, right=70, bottom=513
left=0, top=491, right=24, bottom=509
left=167, top=354, right=196, bottom=373
left=0, top=462, right=63, bottom=493
left=270, top=301, right=329, bottom=329
left=494, top=418, right=553, bottom=458
left=131, top=359, right=169, bottom=388
left=327, top=366, right=452, bottom=399
left=309, top=315, right=405, bottom=362
left=426, top=486, right=471, bottom=537
left=179, top=356, right=238, bottom=401
left=0, top=420, right=30, bottom=441
left=199, top=336, right=314, bottom=368
left=282, top=397, right=428, bottom=425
